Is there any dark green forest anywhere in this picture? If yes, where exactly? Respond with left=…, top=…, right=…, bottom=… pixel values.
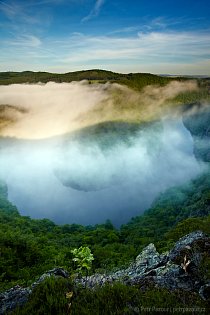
left=0, top=70, right=179, bottom=87
left=1, top=165, right=210, bottom=313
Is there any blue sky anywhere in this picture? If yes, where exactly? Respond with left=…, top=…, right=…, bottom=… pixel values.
left=0, top=0, right=210, bottom=74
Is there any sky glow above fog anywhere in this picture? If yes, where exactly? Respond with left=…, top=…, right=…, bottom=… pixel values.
left=0, top=0, right=209, bottom=74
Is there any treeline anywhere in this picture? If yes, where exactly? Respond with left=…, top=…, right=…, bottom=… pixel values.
left=0, top=69, right=182, bottom=88
left=1, top=70, right=209, bottom=106
left=0, top=70, right=122, bottom=85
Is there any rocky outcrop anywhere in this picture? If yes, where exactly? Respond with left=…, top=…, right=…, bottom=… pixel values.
left=168, top=230, right=208, bottom=264
left=31, top=267, right=69, bottom=289
left=199, top=283, right=210, bottom=300
left=76, top=231, right=210, bottom=296
left=0, top=268, right=69, bottom=315
left=0, top=231, right=209, bottom=314
left=0, top=286, right=31, bottom=315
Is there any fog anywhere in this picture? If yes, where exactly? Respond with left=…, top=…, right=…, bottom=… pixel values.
left=0, top=81, right=108, bottom=139
left=0, top=81, right=204, bottom=226
left=0, top=80, right=197, bottom=139
left=0, top=118, right=204, bottom=226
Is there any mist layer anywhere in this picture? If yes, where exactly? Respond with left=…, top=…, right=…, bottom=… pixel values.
left=0, top=80, right=197, bottom=139
left=0, top=118, right=203, bottom=226
left=0, top=81, right=204, bottom=226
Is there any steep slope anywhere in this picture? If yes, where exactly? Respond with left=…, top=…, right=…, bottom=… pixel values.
left=183, top=105, right=210, bottom=162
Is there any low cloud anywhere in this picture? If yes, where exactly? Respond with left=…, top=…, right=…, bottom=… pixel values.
left=0, top=80, right=205, bottom=226
left=0, top=117, right=204, bottom=226
left=0, top=81, right=108, bottom=139
left=0, top=80, right=198, bottom=139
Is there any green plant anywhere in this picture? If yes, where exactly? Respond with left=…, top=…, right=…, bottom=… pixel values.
left=71, top=246, right=94, bottom=279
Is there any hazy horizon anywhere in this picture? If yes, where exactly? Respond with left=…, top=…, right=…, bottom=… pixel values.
left=0, top=0, right=209, bottom=75
left=1, top=69, right=209, bottom=78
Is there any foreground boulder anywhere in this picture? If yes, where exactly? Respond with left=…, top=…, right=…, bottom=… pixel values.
left=0, top=231, right=209, bottom=314
left=0, top=286, right=31, bottom=315
left=76, top=231, right=210, bottom=294
left=0, top=268, right=69, bottom=315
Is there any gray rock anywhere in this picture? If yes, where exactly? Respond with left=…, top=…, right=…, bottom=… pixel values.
left=199, top=283, right=210, bottom=300
left=1, top=231, right=209, bottom=314
left=32, top=268, right=69, bottom=289
left=169, top=230, right=207, bottom=263
left=0, top=286, right=31, bottom=315
left=135, top=243, right=161, bottom=270
left=76, top=231, right=209, bottom=297
left=0, top=268, right=69, bottom=315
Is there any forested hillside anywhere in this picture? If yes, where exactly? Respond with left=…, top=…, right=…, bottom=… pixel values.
left=0, top=70, right=209, bottom=107
left=1, top=167, right=210, bottom=293
left=1, top=168, right=210, bottom=313
left=0, top=70, right=178, bottom=86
